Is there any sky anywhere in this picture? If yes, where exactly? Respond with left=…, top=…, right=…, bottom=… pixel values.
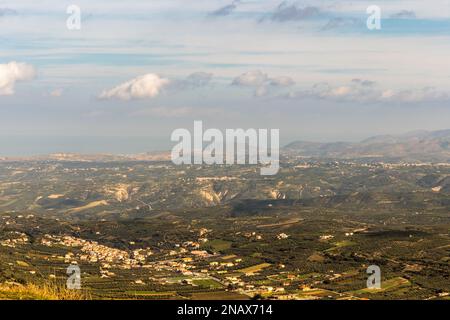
left=0, top=0, right=450, bottom=155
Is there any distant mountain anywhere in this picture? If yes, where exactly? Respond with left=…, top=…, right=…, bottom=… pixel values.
left=2, top=130, right=449, bottom=162
left=284, top=129, right=450, bottom=161
left=0, top=151, right=171, bottom=162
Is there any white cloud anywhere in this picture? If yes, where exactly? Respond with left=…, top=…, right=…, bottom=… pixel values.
left=232, top=70, right=268, bottom=87
left=0, top=61, right=36, bottom=96
left=233, top=70, right=295, bottom=97
left=99, top=73, right=169, bottom=100
left=381, top=87, right=449, bottom=103
left=269, top=76, right=295, bottom=87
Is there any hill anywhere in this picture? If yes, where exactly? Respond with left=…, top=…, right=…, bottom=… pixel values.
left=284, top=129, right=450, bottom=161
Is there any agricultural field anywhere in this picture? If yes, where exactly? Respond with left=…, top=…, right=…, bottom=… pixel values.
left=0, top=159, right=449, bottom=300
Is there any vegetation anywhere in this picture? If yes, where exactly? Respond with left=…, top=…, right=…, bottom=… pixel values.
left=0, top=282, right=89, bottom=300
left=0, top=158, right=449, bottom=300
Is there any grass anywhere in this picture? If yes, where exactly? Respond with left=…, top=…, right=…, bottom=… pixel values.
left=204, top=239, right=232, bottom=251
left=350, top=277, right=411, bottom=295
left=325, top=240, right=356, bottom=252
left=292, top=288, right=341, bottom=300
left=192, top=279, right=223, bottom=289
left=0, top=198, right=18, bottom=208
left=238, top=263, right=271, bottom=274
left=257, top=218, right=302, bottom=228
left=16, top=260, right=30, bottom=267
left=221, top=255, right=237, bottom=260
left=190, top=291, right=249, bottom=300
left=124, top=291, right=176, bottom=297
left=66, top=200, right=108, bottom=214
left=0, top=282, right=89, bottom=300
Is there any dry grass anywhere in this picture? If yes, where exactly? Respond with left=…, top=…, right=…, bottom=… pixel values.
left=66, top=200, right=108, bottom=214
left=0, top=282, right=90, bottom=300
left=238, top=263, right=271, bottom=274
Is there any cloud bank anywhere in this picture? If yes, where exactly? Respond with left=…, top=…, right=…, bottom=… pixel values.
left=287, top=79, right=450, bottom=103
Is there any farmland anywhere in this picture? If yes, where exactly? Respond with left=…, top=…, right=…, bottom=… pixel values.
left=0, top=158, right=449, bottom=300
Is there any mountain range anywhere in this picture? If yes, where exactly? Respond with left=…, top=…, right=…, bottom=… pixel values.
left=1, top=129, right=449, bottom=162
left=284, top=129, right=450, bottom=161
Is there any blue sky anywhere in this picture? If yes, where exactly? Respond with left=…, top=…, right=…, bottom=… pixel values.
left=1, top=0, right=450, bottom=155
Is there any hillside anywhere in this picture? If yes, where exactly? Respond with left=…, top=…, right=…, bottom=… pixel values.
left=284, top=129, right=450, bottom=161
left=0, top=282, right=87, bottom=300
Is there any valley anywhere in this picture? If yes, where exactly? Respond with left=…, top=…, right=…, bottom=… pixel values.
left=0, top=156, right=449, bottom=300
